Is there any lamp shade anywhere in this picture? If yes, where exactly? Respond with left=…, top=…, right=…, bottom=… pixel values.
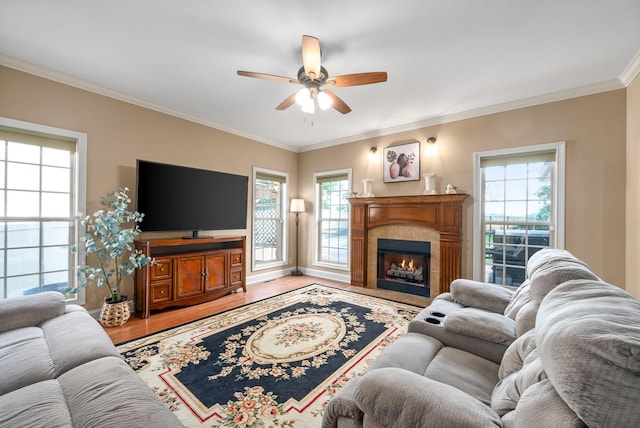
left=290, top=198, right=305, bottom=213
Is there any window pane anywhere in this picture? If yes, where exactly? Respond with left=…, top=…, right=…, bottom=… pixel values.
left=7, top=248, right=39, bottom=276
left=7, top=191, right=39, bottom=217
left=7, top=142, right=40, bottom=164
left=7, top=274, right=40, bottom=297
left=42, top=166, right=71, bottom=192
left=7, top=222, right=39, bottom=248
left=42, top=193, right=70, bottom=217
left=505, top=179, right=526, bottom=201
left=484, top=165, right=504, bottom=181
left=0, top=163, right=5, bottom=187
left=7, top=163, right=40, bottom=190
left=43, top=246, right=69, bottom=272
left=484, top=181, right=504, bottom=201
left=43, top=271, right=69, bottom=293
left=43, top=221, right=71, bottom=246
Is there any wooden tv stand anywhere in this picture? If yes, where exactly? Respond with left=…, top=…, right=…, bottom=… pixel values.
left=134, top=236, right=246, bottom=318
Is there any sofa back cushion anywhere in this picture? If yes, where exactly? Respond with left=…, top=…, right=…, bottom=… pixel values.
left=529, top=260, right=599, bottom=303
left=536, top=280, right=640, bottom=427
left=0, top=292, right=65, bottom=333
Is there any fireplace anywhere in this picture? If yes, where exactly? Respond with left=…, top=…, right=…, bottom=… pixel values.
left=349, top=194, right=468, bottom=295
left=377, top=238, right=431, bottom=297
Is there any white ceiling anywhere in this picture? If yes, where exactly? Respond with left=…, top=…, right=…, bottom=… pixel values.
left=1, top=1, right=639, bottom=152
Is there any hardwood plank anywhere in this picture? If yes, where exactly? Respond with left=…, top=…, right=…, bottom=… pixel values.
left=104, top=275, right=430, bottom=345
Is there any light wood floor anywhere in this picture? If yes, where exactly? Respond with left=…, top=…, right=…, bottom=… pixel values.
left=105, top=275, right=431, bottom=345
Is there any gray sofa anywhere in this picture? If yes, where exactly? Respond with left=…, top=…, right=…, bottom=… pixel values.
left=323, top=249, right=640, bottom=427
left=0, top=291, right=183, bottom=427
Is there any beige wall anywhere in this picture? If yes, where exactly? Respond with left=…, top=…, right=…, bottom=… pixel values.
left=627, top=73, right=640, bottom=299
left=299, top=90, right=628, bottom=289
left=0, top=66, right=299, bottom=310
left=0, top=65, right=631, bottom=308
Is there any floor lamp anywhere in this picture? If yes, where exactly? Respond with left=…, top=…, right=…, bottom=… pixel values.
left=290, top=198, right=305, bottom=276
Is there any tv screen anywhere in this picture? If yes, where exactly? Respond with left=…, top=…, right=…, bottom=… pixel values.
left=136, top=160, right=248, bottom=237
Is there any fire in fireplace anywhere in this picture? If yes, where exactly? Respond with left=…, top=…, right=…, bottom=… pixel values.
left=377, top=238, right=431, bottom=297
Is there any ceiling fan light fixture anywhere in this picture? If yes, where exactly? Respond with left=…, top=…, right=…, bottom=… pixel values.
left=295, top=87, right=311, bottom=106
left=301, top=97, right=315, bottom=113
left=317, top=90, right=333, bottom=110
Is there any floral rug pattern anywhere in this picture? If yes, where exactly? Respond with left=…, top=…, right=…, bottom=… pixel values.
left=118, top=284, right=420, bottom=427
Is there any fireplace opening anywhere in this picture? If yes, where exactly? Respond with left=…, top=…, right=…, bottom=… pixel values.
left=377, top=238, right=431, bottom=297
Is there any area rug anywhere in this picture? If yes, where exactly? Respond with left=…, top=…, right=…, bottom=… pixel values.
left=117, top=284, right=421, bottom=427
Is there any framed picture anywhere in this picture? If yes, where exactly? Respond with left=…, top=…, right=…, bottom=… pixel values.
left=383, top=141, right=420, bottom=183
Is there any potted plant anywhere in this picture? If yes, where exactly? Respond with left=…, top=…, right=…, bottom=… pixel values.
left=73, top=187, right=152, bottom=327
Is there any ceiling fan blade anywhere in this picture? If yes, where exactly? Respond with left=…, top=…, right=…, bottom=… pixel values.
left=323, top=90, right=351, bottom=114
left=237, top=70, right=298, bottom=84
left=326, top=72, right=388, bottom=87
left=302, top=35, right=321, bottom=80
left=276, top=92, right=297, bottom=110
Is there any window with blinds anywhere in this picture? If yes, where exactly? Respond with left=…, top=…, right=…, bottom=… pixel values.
left=252, top=168, right=288, bottom=270
left=0, top=125, right=84, bottom=301
left=314, top=169, right=351, bottom=269
left=474, top=143, right=565, bottom=287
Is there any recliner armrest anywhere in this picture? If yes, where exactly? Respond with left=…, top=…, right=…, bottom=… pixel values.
left=450, top=279, right=514, bottom=313
left=0, top=291, right=66, bottom=333
left=354, top=368, right=502, bottom=427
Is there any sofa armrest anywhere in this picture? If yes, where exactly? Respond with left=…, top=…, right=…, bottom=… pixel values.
left=321, top=377, right=363, bottom=428
left=0, top=291, right=65, bottom=333
left=354, top=368, right=502, bottom=427
left=444, top=308, right=516, bottom=346
left=450, top=279, right=514, bottom=313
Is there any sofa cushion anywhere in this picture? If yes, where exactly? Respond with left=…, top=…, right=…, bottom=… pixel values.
left=0, top=291, right=65, bottom=333
left=525, top=248, right=589, bottom=279
left=0, top=327, right=56, bottom=395
left=529, top=260, right=599, bottom=303
left=536, top=280, right=640, bottom=427
left=59, top=356, right=183, bottom=428
left=491, top=334, right=546, bottom=416
left=0, top=380, right=74, bottom=427
left=450, top=279, right=514, bottom=313
left=503, top=280, right=532, bottom=320
left=42, top=309, right=121, bottom=377
left=512, top=379, right=587, bottom=428
left=444, top=308, right=516, bottom=346
left=354, top=368, right=502, bottom=428
left=424, top=347, right=499, bottom=405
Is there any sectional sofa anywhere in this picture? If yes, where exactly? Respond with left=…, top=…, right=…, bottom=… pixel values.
left=323, top=249, right=640, bottom=427
left=0, top=291, right=182, bottom=427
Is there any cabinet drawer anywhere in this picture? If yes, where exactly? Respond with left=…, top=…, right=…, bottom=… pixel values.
left=230, top=250, right=243, bottom=266
left=151, top=281, right=172, bottom=303
left=150, top=258, right=172, bottom=281
left=230, top=269, right=243, bottom=285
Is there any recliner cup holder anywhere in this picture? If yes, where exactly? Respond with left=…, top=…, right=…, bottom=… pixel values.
left=424, top=317, right=441, bottom=324
left=430, top=311, right=446, bottom=318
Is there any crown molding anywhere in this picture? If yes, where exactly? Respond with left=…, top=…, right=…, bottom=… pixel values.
left=620, top=48, right=640, bottom=86
left=0, top=55, right=299, bottom=153
left=298, top=79, right=625, bottom=152
left=1, top=54, right=628, bottom=154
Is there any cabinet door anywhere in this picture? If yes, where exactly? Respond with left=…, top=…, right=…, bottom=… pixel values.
left=205, top=253, right=226, bottom=292
left=176, top=255, right=205, bottom=298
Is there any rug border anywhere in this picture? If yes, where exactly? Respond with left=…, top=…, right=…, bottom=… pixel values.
left=115, top=282, right=423, bottom=346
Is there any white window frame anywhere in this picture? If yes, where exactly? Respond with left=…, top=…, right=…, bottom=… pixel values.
left=313, top=168, right=352, bottom=271
left=0, top=117, right=87, bottom=304
left=473, top=142, right=565, bottom=283
left=251, top=167, right=288, bottom=271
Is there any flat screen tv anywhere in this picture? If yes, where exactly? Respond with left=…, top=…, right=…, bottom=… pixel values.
left=136, top=160, right=248, bottom=238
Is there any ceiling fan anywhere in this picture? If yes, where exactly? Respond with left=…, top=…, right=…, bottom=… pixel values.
left=237, top=35, right=387, bottom=114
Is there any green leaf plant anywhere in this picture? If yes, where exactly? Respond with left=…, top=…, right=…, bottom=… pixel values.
left=71, top=188, right=152, bottom=303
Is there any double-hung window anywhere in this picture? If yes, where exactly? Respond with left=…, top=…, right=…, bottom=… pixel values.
left=314, top=169, right=351, bottom=269
left=474, top=142, right=565, bottom=287
left=252, top=168, right=288, bottom=270
left=0, top=118, right=86, bottom=303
